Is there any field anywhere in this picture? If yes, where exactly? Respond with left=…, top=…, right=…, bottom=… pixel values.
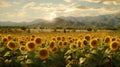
left=0, top=31, right=120, bottom=67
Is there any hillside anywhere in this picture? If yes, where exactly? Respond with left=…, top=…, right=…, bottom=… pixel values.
left=0, top=12, right=120, bottom=29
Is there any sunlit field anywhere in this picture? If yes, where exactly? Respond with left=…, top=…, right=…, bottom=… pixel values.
left=0, top=0, right=120, bottom=67
left=0, top=31, right=120, bottom=67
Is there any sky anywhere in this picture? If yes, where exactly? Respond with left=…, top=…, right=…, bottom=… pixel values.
left=0, top=0, right=120, bottom=22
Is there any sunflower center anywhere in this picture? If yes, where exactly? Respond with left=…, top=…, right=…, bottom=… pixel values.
left=105, top=38, right=110, bottom=43
left=28, top=43, right=35, bottom=48
left=85, top=36, right=90, bottom=41
left=39, top=49, right=48, bottom=56
left=21, top=47, right=25, bottom=51
left=78, top=42, right=81, bottom=47
left=35, top=38, right=41, bottom=44
left=91, top=40, right=97, bottom=46
left=9, top=42, right=16, bottom=48
left=112, top=42, right=118, bottom=48
left=50, top=42, right=55, bottom=48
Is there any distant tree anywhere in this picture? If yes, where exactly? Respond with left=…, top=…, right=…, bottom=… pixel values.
left=27, top=28, right=31, bottom=33
left=93, top=28, right=98, bottom=32
left=56, top=27, right=63, bottom=29
left=66, top=27, right=74, bottom=30
left=87, top=28, right=92, bottom=31
left=72, top=29, right=76, bottom=32
left=20, top=26, right=27, bottom=31
left=33, top=27, right=36, bottom=29
left=63, top=29, right=66, bottom=33
left=53, top=28, right=57, bottom=32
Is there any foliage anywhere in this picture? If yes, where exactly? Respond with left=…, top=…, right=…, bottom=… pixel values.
left=0, top=32, right=120, bottom=67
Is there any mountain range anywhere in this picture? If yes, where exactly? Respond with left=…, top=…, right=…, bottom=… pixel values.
left=0, top=12, right=120, bottom=29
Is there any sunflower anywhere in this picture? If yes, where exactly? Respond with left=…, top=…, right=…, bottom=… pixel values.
left=85, top=35, right=91, bottom=41
left=117, top=39, right=120, bottom=43
left=68, top=36, right=72, bottom=40
left=7, top=35, right=12, bottom=40
left=97, top=38, right=101, bottom=42
left=50, top=46, right=58, bottom=53
left=57, top=36, right=61, bottom=41
left=38, top=48, right=49, bottom=60
left=52, top=37, right=56, bottom=41
left=112, top=37, right=116, bottom=41
left=75, top=38, right=78, bottom=41
left=2, top=37, right=8, bottom=43
left=83, top=39, right=88, bottom=46
left=31, top=38, right=34, bottom=41
left=7, top=41, right=17, bottom=51
left=69, top=39, right=73, bottom=43
left=62, top=36, right=65, bottom=41
left=26, top=36, right=30, bottom=41
left=90, top=39, right=98, bottom=48
left=34, top=37, right=42, bottom=45
left=104, top=36, right=111, bottom=44
left=19, top=40, right=26, bottom=45
left=110, top=41, right=119, bottom=51
left=70, top=44, right=77, bottom=50
left=77, top=40, right=82, bottom=48
left=0, top=34, right=1, bottom=37
left=26, top=41, right=36, bottom=51
left=49, top=41, right=55, bottom=49
left=19, top=46, right=26, bottom=52
left=58, top=41, right=62, bottom=46
left=63, top=41, right=68, bottom=46
left=31, top=35, right=35, bottom=38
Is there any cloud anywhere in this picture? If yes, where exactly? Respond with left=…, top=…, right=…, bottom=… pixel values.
left=64, top=0, right=74, bottom=3
left=0, top=1, right=119, bottom=22
left=0, top=9, right=29, bottom=22
left=12, top=1, right=21, bottom=5
left=0, top=0, right=12, bottom=7
left=86, top=0, right=120, bottom=5
left=61, top=7, right=118, bottom=17
left=75, top=5, right=88, bottom=9
left=22, top=2, right=37, bottom=9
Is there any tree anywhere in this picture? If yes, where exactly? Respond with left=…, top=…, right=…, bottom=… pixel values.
left=27, top=28, right=31, bottom=33
left=87, top=28, right=92, bottom=31
left=63, top=29, right=66, bottom=33
left=20, top=26, right=27, bottom=31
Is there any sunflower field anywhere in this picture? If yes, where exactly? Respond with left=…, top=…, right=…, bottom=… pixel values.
left=0, top=31, right=120, bottom=67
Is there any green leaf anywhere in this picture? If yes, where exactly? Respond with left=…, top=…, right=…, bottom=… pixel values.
left=66, top=63, right=71, bottom=67
left=79, top=57, right=86, bottom=64
left=0, top=46, right=5, bottom=52
left=102, top=57, right=109, bottom=64
left=27, top=51, right=35, bottom=59
left=4, top=51, right=11, bottom=57
left=65, top=50, right=72, bottom=56
left=66, top=56, right=71, bottom=61
left=26, top=59, right=33, bottom=64
left=17, top=56, right=25, bottom=62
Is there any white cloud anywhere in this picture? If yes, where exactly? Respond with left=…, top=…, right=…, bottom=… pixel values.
left=64, top=0, right=74, bottom=3
left=102, top=1, right=119, bottom=5
left=12, top=1, right=21, bottom=5
left=61, top=7, right=118, bottom=17
left=0, top=1, right=119, bottom=22
left=22, top=2, right=37, bottom=10
left=0, top=10, right=29, bottom=22
left=85, top=0, right=120, bottom=5
left=85, top=0, right=100, bottom=3
left=0, top=0, right=12, bottom=7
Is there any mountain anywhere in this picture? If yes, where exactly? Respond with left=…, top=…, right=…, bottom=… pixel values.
left=0, top=12, right=120, bottom=29
left=0, top=19, right=44, bottom=26
left=29, top=12, right=120, bottom=29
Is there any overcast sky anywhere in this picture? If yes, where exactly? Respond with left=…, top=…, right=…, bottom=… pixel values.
left=0, top=0, right=120, bottom=22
